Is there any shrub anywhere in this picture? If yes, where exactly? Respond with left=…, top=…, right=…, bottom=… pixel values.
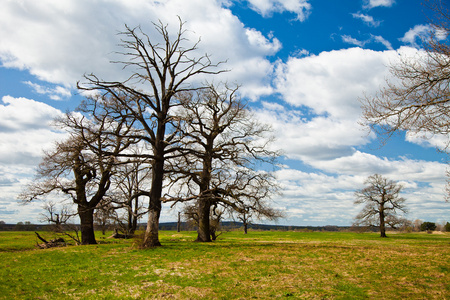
left=420, top=222, right=437, bottom=232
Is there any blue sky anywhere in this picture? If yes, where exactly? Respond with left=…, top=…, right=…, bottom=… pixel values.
left=0, top=0, right=449, bottom=226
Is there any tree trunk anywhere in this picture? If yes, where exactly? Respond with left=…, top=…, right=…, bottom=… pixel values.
left=78, top=206, right=97, bottom=245
left=142, top=160, right=163, bottom=247
left=131, top=196, right=139, bottom=234
left=244, top=222, right=248, bottom=234
left=143, top=208, right=161, bottom=247
left=379, top=209, right=387, bottom=238
left=196, top=198, right=212, bottom=242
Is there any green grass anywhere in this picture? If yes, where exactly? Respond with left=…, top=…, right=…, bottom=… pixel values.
left=1, top=230, right=449, bottom=299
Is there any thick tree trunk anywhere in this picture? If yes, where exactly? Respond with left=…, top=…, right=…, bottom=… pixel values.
left=244, top=222, right=248, bottom=234
left=78, top=206, right=97, bottom=245
left=143, top=207, right=161, bottom=247
left=142, top=114, right=167, bottom=248
left=143, top=158, right=164, bottom=248
left=196, top=199, right=212, bottom=242
left=379, top=209, right=387, bottom=238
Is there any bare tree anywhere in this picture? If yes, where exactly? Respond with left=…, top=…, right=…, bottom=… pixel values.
left=110, top=154, right=151, bottom=235
left=182, top=203, right=225, bottom=240
left=354, top=174, right=408, bottom=237
left=20, top=96, right=132, bottom=245
left=234, top=205, right=284, bottom=234
left=40, top=201, right=81, bottom=244
left=78, top=19, right=225, bottom=247
left=40, top=201, right=73, bottom=233
left=167, top=84, right=280, bottom=242
left=94, top=199, right=117, bottom=235
left=360, top=1, right=450, bottom=148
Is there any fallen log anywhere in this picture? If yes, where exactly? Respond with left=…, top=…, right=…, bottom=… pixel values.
left=108, top=229, right=133, bottom=239
left=35, top=232, right=66, bottom=249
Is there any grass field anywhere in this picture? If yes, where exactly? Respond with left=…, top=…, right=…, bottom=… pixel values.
left=0, top=230, right=449, bottom=299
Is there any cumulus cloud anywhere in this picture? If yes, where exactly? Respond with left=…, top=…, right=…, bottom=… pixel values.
left=371, top=35, right=393, bottom=50
left=0, top=0, right=280, bottom=100
left=352, top=13, right=381, bottom=27
left=0, top=96, right=68, bottom=223
left=246, top=0, right=312, bottom=21
left=400, top=24, right=431, bottom=46
left=273, top=159, right=447, bottom=226
left=363, top=0, right=395, bottom=9
left=341, top=35, right=365, bottom=47
left=274, top=47, right=396, bottom=119
left=23, top=81, right=71, bottom=101
left=0, top=96, right=66, bottom=165
left=0, top=96, right=64, bottom=132
left=341, top=34, right=393, bottom=50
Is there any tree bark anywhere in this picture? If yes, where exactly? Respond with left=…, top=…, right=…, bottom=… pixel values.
left=142, top=114, right=166, bottom=248
left=196, top=198, right=212, bottom=242
left=143, top=208, right=161, bottom=247
left=379, top=208, right=387, bottom=238
left=78, top=206, right=97, bottom=245
left=143, top=157, right=164, bottom=247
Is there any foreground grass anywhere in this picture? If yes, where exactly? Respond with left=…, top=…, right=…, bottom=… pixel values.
left=0, top=230, right=449, bottom=299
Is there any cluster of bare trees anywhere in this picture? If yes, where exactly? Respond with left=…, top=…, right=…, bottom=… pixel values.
left=19, top=19, right=281, bottom=247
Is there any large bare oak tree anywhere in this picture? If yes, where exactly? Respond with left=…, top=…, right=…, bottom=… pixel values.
left=20, top=97, right=133, bottom=244
left=167, top=84, right=281, bottom=242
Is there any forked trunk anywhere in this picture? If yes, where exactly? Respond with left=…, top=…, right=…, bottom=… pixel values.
left=196, top=199, right=212, bottom=242
left=78, top=206, right=97, bottom=245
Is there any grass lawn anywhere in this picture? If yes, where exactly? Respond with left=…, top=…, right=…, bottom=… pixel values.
left=0, top=230, right=449, bottom=299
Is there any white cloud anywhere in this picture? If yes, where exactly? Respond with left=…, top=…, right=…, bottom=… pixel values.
left=255, top=105, right=372, bottom=162
left=23, top=81, right=71, bottom=100
left=342, top=35, right=365, bottom=47
left=371, top=35, right=393, bottom=50
left=274, top=47, right=396, bottom=119
left=0, top=96, right=68, bottom=223
left=341, top=35, right=393, bottom=50
left=405, top=131, right=449, bottom=151
left=400, top=24, right=431, bottom=46
left=0, top=96, right=66, bottom=165
left=246, top=0, right=312, bottom=21
left=245, top=28, right=282, bottom=55
left=310, top=151, right=447, bottom=183
left=0, top=96, right=64, bottom=132
left=363, top=0, right=395, bottom=9
left=352, top=13, right=381, bottom=27
left=273, top=160, right=447, bottom=226
left=0, top=0, right=280, bottom=100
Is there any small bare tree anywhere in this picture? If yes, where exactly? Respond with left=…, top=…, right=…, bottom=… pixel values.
left=40, top=201, right=81, bottom=244
left=354, top=174, right=408, bottom=237
left=110, top=154, right=151, bottom=235
left=234, top=205, right=284, bottom=234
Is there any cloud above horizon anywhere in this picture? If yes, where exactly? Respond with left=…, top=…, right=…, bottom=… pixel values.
left=246, top=0, right=312, bottom=21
